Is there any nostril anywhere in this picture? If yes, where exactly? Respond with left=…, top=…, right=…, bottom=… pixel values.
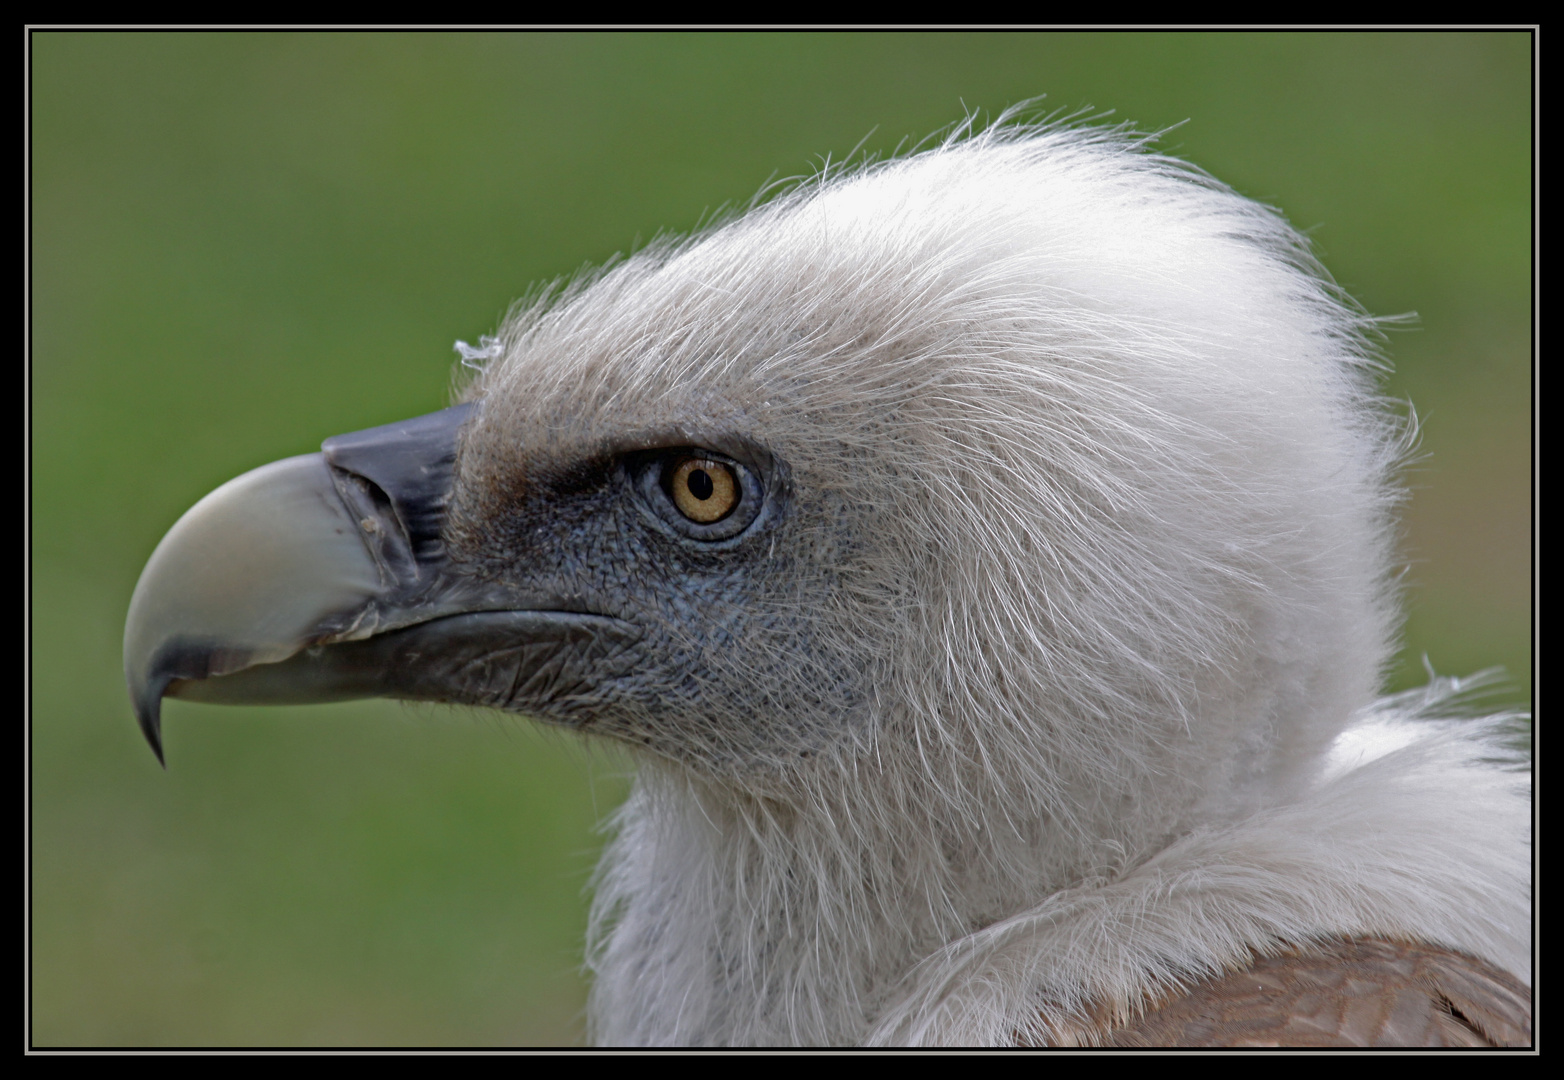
left=327, top=465, right=419, bottom=583
left=320, top=402, right=477, bottom=567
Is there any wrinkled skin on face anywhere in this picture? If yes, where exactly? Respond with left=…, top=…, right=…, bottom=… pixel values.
left=439, top=401, right=869, bottom=774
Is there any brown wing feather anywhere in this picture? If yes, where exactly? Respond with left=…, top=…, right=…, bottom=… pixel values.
left=1028, top=938, right=1531, bottom=1047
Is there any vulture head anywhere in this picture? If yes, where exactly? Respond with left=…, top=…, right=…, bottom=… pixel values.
left=124, top=120, right=1530, bottom=1046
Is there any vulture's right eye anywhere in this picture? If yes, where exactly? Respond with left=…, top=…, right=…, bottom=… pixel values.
left=634, top=449, right=764, bottom=542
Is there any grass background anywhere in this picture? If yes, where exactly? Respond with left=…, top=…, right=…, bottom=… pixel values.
left=31, top=31, right=1533, bottom=1046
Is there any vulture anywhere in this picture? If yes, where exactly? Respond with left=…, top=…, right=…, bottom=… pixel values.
left=124, top=119, right=1532, bottom=1047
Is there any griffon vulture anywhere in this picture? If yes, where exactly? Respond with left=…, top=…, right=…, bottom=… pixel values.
left=124, top=120, right=1532, bottom=1046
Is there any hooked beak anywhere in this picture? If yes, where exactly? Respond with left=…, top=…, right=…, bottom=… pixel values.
left=124, top=402, right=637, bottom=764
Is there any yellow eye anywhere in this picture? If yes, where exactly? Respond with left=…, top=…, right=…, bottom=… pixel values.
left=669, top=457, right=739, bottom=523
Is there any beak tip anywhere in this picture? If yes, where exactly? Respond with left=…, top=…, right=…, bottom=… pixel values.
left=130, top=676, right=168, bottom=767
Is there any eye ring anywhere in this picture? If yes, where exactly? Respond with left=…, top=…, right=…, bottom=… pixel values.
left=667, top=457, right=739, bottom=523
left=633, top=448, right=766, bottom=542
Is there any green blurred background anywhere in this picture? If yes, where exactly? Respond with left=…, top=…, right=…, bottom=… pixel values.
left=31, top=32, right=1533, bottom=1046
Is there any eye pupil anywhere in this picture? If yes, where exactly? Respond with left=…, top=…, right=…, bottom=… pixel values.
left=688, top=469, right=714, bottom=500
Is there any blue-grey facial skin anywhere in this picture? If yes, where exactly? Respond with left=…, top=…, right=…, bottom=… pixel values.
left=440, top=429, right=863, bottom=773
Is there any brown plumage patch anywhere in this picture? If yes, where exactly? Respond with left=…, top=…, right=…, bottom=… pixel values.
left=1031, top=938, right=1531, bottom=1047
